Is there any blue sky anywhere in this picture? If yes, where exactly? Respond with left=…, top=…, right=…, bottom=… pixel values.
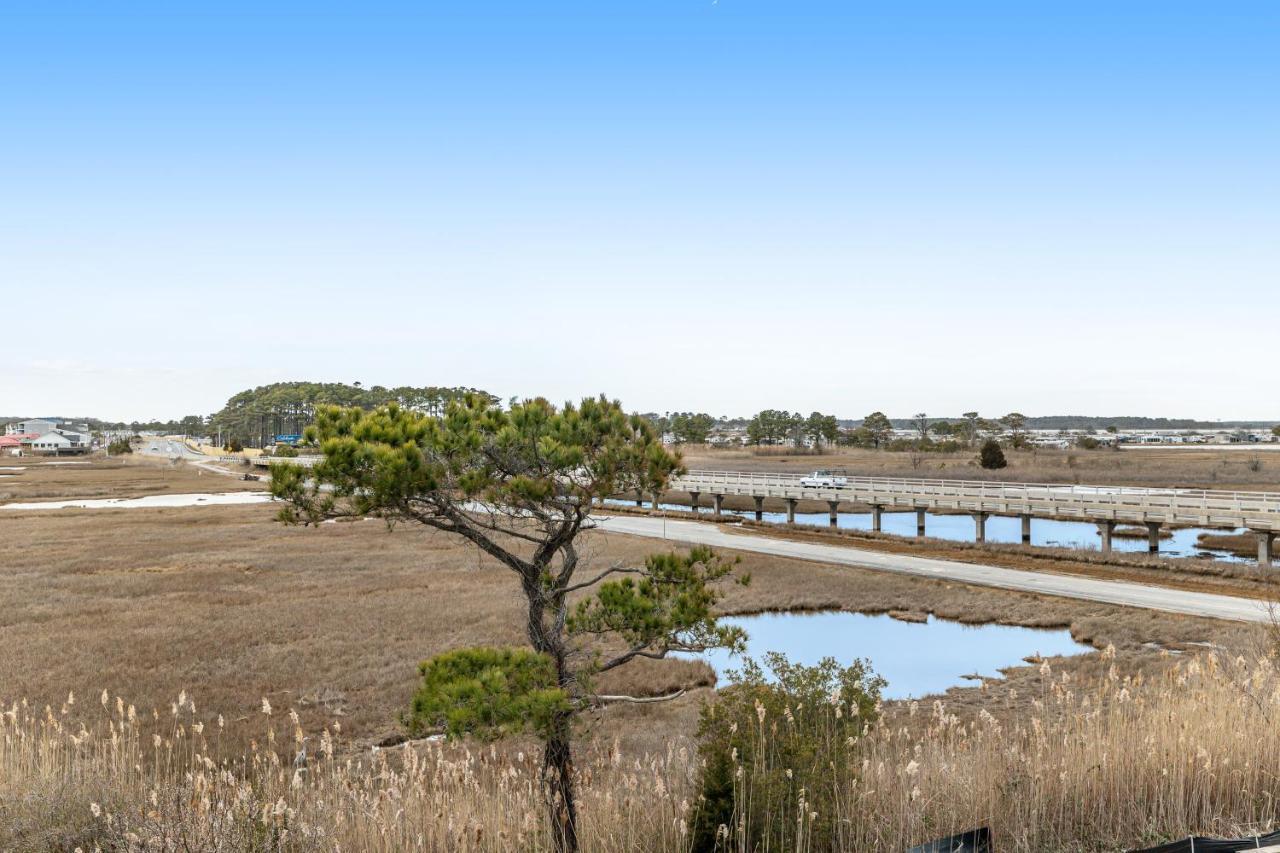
left=2, top=3, right=1277, bottom=421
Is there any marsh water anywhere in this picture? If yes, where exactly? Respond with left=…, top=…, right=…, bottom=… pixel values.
left=689, top=610, right=1091, bottom=699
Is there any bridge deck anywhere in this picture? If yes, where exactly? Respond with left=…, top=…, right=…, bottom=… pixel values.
left=670, top=470, right=1280, bottom=532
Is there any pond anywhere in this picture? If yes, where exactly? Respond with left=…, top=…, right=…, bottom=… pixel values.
left=604, top=499, right=1249, bottom=562
left=686, top=610, right=1092, bottom=699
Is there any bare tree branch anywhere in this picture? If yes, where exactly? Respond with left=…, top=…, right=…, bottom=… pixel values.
left=588, top=689, right=686, bottom=706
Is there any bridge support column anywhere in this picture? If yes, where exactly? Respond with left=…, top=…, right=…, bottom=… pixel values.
left=916, top=508, right=927, bottom=537
left=1020, top=514, right=1032, bottom=544
left=828, top=501, right=840, bottom=528
left=973, top=512, right=989, bottom=543
left=753, top=495, right=764, bottom=521
left=689, top=492, right=700, bottom=515
left=1098, top=520, right=1115, bottom=553
left=1257, top=531, right=1275, bottom=568
left=786, top=499, right=798, bottom=525
left=713, top=494, right=724, bottom=518
left=871, top=505, right=883, bottom=532
left=1145, top=522, right=1162, bottom=554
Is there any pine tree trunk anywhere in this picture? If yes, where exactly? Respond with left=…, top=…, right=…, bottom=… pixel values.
left=543, top=715, right=579, bottom=853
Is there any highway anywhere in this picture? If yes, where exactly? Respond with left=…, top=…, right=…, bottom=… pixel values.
left=592, top=513, right=1273, bottom=624
left=137, top=437, right=207, bottom=461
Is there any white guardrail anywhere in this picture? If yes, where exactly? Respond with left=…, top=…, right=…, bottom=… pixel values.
left=670, top=470, right=1280, bottom=530
left=249, top=455, right=321, bottom=468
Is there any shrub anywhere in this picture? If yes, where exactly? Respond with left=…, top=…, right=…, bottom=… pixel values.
left=688, top=653, right=883, bottom=852
left=406, top=646, right=571, bottom=740
left=107, top=438, right=132, bottom=455
left=273, top=443, right=298, bottom=458
left=978, top=439, right=1007, bottom=470
left=224, top=438, right=244, bottom=453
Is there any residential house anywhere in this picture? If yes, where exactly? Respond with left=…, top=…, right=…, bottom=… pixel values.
left=23, top=431, right=90, bottom=455
left=5, top=418, right=60, bottom=436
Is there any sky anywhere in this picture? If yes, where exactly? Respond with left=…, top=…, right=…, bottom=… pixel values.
left=2, top=2, right=1277, bottom=422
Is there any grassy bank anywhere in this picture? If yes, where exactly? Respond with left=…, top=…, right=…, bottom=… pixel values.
left=7, top=649, right=1280, bottom=851
left=679, top=446, right=1280, bottom=492
left=2, top=464, right=1272, bottom=851
left=0, top=456, right=261, bottom=502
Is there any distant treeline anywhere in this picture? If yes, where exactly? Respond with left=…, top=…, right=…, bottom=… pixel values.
left=6, top=382, right=497, bottom=447
left=885, top=416, right=1277, bottom=430
left=9, top=404, right=1275, bottom=445
left=207, top=382, right=497, bottom=447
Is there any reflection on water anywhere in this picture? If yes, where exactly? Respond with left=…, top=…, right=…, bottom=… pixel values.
left=603, top=499, right=1247, bottom=562
left=689, top=610, right=1091, bottom=700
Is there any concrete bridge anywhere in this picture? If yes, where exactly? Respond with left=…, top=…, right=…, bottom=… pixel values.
left=665, top=470, right=1280, bottom=566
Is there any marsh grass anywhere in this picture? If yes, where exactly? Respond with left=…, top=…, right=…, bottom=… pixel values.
left=0, top=692, right=698, bottom=852
left=9, top=649, right=1280, bottom=851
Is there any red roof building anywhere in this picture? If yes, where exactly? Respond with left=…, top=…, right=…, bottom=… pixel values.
left=0, top=433, right=40, bottom=455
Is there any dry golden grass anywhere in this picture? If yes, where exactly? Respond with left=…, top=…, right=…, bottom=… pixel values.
left=722, top=648, right=1280, bottom=851
left=7, top=644, right=1280, bottom=850
left=0, top=456, right=262, bottom=502
left=680, top=445, right=1280, bottom=492
left=0, top=502, right=722, bottom=756
left=1, top=461, right=1274, bottom=850
left=2, top=493, right=1249, bottom=758
left=0, top=692, right=698, bottom=852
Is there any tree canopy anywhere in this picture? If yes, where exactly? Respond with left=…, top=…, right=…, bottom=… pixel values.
left=270, top=394, right=745, bottom=852
left=668, top=412, right=716, bottom=444
left=209, top=381, right=495, bottom=447
left=861, top=411, right=893, bottom=448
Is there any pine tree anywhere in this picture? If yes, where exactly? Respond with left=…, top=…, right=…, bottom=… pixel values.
left=979, top=438, right=1008, bottom=469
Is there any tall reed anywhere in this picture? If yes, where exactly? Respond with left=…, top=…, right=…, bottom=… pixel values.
left=7, top=648, right=1280, bottom=851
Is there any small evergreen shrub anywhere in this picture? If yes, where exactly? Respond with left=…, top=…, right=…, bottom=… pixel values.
left=979, top=438, right=1007, bottom=469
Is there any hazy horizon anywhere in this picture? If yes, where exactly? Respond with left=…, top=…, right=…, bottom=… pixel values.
left=4, top=3, right=1277, bottom=421
left=4, top=390, right=1275, bottom=430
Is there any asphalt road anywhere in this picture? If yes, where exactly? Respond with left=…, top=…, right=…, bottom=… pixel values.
left=594, top=514, right=1273, bottom=624
left=137, top=438, right=207, bottom=460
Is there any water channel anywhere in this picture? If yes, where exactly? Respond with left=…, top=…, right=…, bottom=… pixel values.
left=689, top=610, right=1092, bottom=699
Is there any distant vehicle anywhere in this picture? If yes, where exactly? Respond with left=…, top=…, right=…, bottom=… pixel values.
left=799, top=470, right=847, bottom=488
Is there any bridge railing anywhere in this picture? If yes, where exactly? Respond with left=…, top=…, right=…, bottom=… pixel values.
left=672, top=470, right=1280, bottom=515
left=250, top=454, right=322, bottom=468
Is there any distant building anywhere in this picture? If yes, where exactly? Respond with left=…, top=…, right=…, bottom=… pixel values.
left=1, top=435, right=32, bottom=456
left=5, top=418, right=60, bottom=436
left=23, top=431, right=91, bottom=455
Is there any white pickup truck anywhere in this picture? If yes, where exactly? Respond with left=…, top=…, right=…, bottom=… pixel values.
left=799, top=470, right=848, bottom=488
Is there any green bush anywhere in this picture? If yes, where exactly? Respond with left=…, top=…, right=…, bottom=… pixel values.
left=688, top=653, right=883, bottom=852
left=225, top=438, right=244, bottom=453
left=405, top=647, right=570, bottom=740
left=273, top=444, right=298, bottom=458
left=979, top=438, right=1007, bottom=469
left=107, top=439, right=133, bottom=455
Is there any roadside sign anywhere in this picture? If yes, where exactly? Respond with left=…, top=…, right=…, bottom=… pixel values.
left=275, top=434, right=302, bottom=445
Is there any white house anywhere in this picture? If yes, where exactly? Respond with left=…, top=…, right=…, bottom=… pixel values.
left=5, top=418, right=60, bottom=436
left=23, top=431, right=90, bottom=455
